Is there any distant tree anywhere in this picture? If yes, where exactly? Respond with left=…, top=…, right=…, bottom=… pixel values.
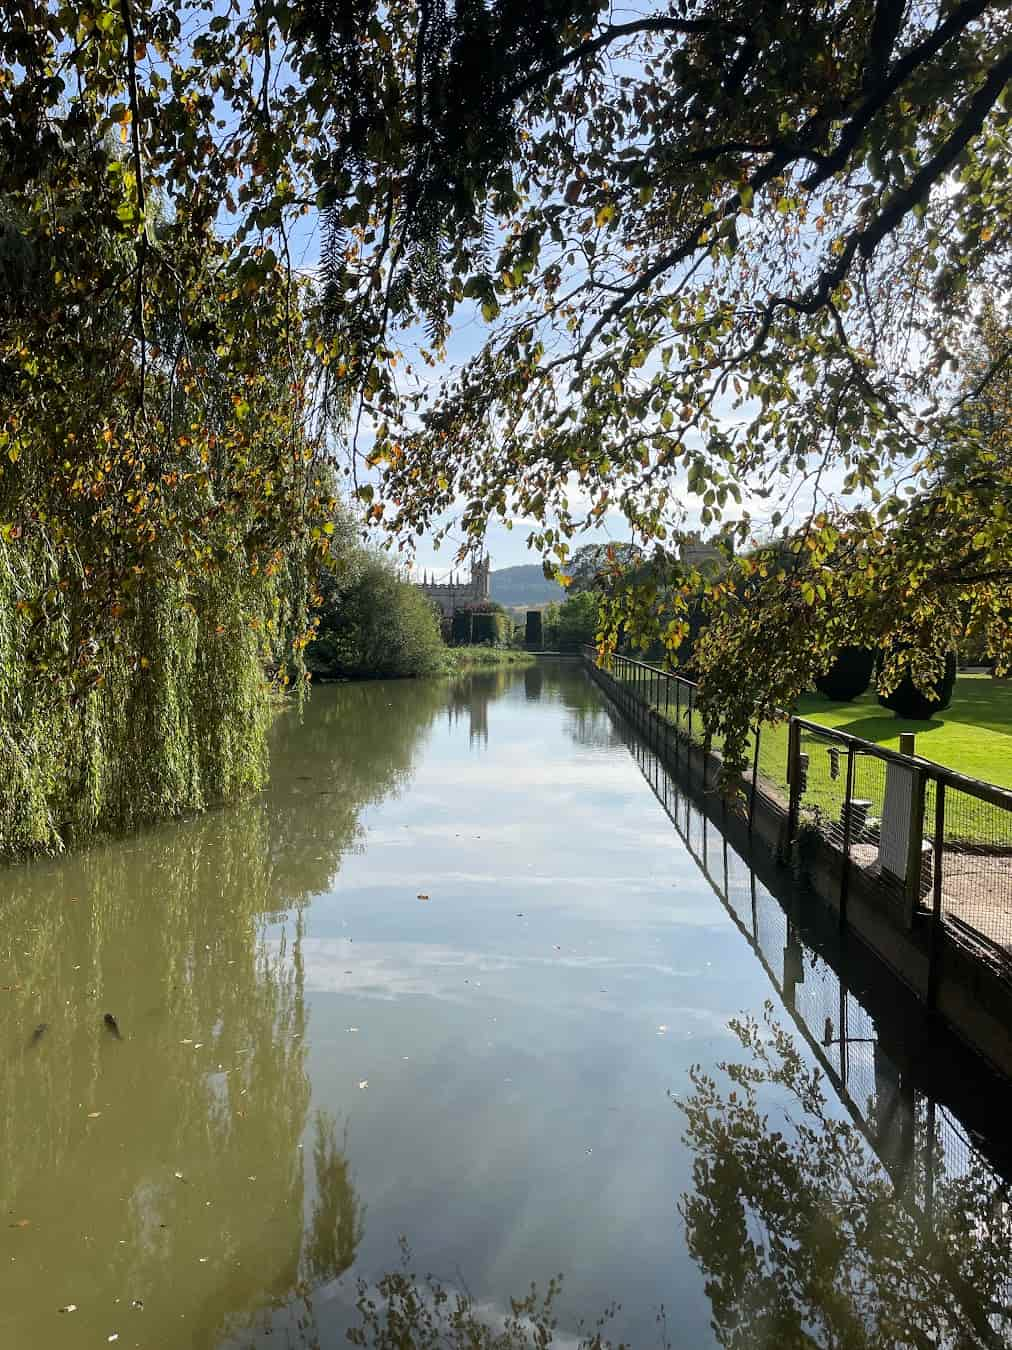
left=564, top=544, right=643, bottom=596
left=543, top=591, right=600, bottom=651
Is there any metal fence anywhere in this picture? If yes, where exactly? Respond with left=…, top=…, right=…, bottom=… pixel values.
left=583, top=647, right=1012, bottom=997
left=789, top=718, right=1012, bottom=992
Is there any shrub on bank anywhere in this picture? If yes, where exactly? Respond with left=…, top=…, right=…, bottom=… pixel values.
left=542, top=591, right=599, bottom=650
left=308, top=552, right=447, bottom=679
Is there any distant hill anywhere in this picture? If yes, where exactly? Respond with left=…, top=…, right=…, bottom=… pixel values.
left=490, top=564, right=565, bottom=608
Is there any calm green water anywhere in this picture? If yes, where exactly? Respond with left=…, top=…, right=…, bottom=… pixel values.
left=1, top=664, right=1010, bottom=1349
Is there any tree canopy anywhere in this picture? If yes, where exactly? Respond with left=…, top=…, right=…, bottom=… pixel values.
left=306, top=0, right=1010, bottom=764
left=4, top=0, right=1011, bottom=787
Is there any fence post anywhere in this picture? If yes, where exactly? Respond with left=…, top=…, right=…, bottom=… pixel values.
left=903, top=774, right=927, bottom=930
left=927, top=781, right=946, bottom=1011
left=839, top=744, right=856, bottom=930
left=675, top=681, right=681, bottom=763
left=787, top=718, right=801, bottom=846
left=748, top=726, right=760, bottom=837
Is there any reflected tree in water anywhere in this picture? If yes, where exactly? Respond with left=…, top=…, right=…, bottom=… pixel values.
left=0, top=677, right=469, bottom=1345
left=677, top=1004, right=1012, bottom=1349
left=305, top=1110, right=365, bottom=1288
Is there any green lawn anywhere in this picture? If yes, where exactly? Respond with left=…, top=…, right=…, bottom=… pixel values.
left=759, top=676, right=1012, bottom=788
left=612, top=668, right=1011, bottom=843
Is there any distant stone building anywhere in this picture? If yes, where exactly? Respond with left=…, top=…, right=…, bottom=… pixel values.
left=416, top=554, right=491, bottom=617
left=679, top=532, right=727, bottom=572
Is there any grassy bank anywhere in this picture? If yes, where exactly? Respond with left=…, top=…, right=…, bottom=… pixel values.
left=757, top=676, right=1012, bottom=791
left=637, top=672, right=1009, bottom=843
left=449, top=646, right=538, bottom=672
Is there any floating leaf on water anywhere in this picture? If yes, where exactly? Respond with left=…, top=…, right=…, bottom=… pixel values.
left=130, top=1300, right=143, bottom=1311
left=417, top=893, right=429, bottom=901
left=10, top=1219, right=30, bottom=1229
left=58, top=1304, right=78, bottom=1313
left=358, top=1080, right=368, bottom=1090
left=108, top=1336, right=119, bottom=1343
left=173, top=1171, right=186, bottom=1182
left=347, top=1027, right=359, bottom=1033
left=87, top=1111, right=102, bottom=1119
left=179, top=1039, right=193, bottom=1045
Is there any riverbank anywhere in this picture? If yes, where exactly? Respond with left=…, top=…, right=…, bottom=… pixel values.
left=448, top=646, right=537, bottom=671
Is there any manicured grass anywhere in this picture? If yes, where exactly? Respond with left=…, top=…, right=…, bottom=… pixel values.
left=613, top=668, right=1011, bottom=843
left=754, top=678, right=1012, bottom=844
left=760, top=676, right=1012, bottom=788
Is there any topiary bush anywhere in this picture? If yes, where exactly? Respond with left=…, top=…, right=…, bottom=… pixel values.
left=451, top=609, right=472, bottom=645
left=814, top=647, right=876, bottom=702
left=878, top=651, right=957, bottom=719
left=471, top=612, right=497, bottom=644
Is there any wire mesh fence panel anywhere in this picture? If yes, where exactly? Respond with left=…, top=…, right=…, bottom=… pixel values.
left=937, top=782, right=1012, bottom=974
left=795, top=723, right=852, bottom=853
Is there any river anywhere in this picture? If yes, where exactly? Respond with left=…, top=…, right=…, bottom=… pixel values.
left=2, top=662, right=1010, bottom=1348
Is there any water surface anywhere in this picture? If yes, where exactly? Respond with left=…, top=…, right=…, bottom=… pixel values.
left=1, top=664, right=1009, bottom=1348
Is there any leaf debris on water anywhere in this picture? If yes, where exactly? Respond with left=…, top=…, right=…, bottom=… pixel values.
left=358, top=1079, right=368, bottom=1090
left=87, top=1111, right=102, bottom=1119
left=58, top=1304, right=77, bottom=1313
left=417, top=893, right=429, bottom=901
left=173, top=1171, right=186, bottom=1182
left=10, top=1219, right=30, bottom=1229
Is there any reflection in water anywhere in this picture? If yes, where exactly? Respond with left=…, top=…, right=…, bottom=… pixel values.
left=543, top=659, right=626, bottom=750
left=0, top=679, right=447, bottom=1348
left=524, top=663, right=544, bottom=702
left=678, top=1009, right=1012, bottom=1348
left=306, top=1112, right=364, bottom=1289
left=444, top=669, right=513, bottom=746
left=624, top=730, right=1012, bottom=1346
left=3, top=664, right=1012, bottom=1350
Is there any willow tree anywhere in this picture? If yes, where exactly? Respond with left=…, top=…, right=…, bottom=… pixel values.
left=0, top=7, right=335, bottom=854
